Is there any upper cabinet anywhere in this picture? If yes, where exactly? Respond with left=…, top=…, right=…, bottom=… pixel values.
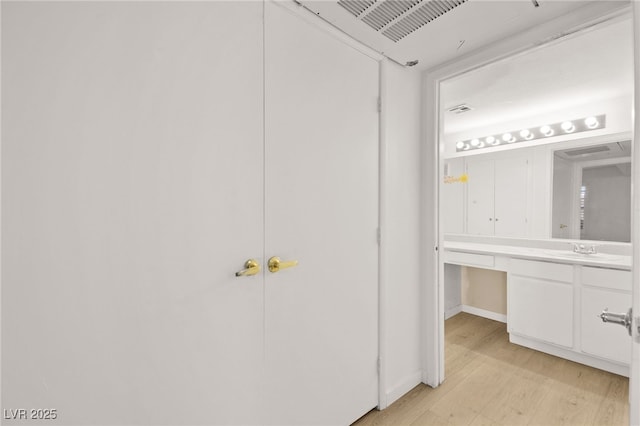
left=466, top=153, right=530, bottom=237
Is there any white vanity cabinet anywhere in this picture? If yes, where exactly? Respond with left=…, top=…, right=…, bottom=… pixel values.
left=508, top=259, right=574, bottom=347
left=580, top=267, right=632, bottom=365
left=445, top=240, right=632, bottom=376
left=466, top=154, right=529, bottom=237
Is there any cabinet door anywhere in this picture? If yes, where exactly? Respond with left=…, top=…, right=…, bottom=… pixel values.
left=581, top=287, right=632, bottom=364
left=509, top=275, right=573, bottom=347
left=263, top=3, right=379, bottom=424
left=494, top=156, right=529, bottom=237
left=466, top=158, right=495, bottom=235
left=2, top=3, right=265, bottom=425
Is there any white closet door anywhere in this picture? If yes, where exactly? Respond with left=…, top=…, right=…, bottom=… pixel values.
left=494, top=156, right=529, bottom=237
left=2, top=3, right=264, bottom=425
left=466, top=158, right=495, bottom=235
left=263, top=3, right=379, bottom=425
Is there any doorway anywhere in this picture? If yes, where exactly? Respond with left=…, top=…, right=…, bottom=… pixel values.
left=423, top=4, right=635, bottom=415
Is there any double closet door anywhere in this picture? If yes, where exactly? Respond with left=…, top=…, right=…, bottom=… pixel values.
left=2, top=2, right=379, bottom=425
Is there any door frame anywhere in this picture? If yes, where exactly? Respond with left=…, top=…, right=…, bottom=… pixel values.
left=630, top=3, right=640, bottom=425
left=420, top=2, right=635, bottom=387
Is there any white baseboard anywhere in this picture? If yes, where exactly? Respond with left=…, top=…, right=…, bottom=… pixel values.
left=509, top=334, right=629, bottom=377
left=461, top=305, right=507, bottom=323
left=445, top=305, right=462, bottom=320
left=384, top=370, right=423, bottom=408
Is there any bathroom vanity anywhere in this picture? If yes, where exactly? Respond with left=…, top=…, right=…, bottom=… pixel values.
left=443, top=236, right=632, bottom=376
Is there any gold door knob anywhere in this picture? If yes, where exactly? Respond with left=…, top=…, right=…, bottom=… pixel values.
left=268, top=256, right=298, bottom=273
left=235, top=259, right=260, bottom=277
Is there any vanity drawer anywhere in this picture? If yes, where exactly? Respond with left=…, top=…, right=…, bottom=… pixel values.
left=509, top=259, right=573, bottom=283
left=581, top=267, right=631, bottom=292
left=444, top=251, right=494, bottom=268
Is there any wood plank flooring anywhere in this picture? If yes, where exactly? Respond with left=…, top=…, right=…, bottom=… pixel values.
left=354, top=313, right=629, bottom=426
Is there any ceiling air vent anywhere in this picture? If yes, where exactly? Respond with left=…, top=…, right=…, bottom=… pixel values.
left=448, top=104, right=473, bottom=114
left=338, top=0, right=469, bottom=43
left=338, top=0, right=376, bottom=17
left=565, top=146, right=611, bottom=157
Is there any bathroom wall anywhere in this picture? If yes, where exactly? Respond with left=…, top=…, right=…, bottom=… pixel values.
left=462, top=267, right=507, bottom=320
left=444, top=264, right=462, bottom=318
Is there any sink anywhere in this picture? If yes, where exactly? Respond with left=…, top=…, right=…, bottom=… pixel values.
left=543, top=250, right=621, bottom=262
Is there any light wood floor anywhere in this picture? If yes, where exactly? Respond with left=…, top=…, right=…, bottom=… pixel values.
left=355, top=312, right=629, bottom=426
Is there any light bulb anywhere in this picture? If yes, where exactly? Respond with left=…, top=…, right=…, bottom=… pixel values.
left=584, top=116, right=599, bottom=129
left=456, top=141, right=465, bottom=150
left=486, top=136, right=496, bottom=145
left=540, top=125, right=554, bottom=137
left=561, top=121, right=575, bottom=133
left=470, top=138, right=480, bottom=147
left=519, top=129, right=533, bottom=140
left=502, top=133, right=514, bottom=143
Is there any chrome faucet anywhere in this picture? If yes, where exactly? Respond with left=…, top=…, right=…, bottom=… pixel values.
left=573, top=243, right=597, bottom=254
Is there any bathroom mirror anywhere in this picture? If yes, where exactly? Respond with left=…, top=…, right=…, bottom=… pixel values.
left=552, top=140, right=631, bottom=242
left=439, top=16, right=633, bottom=240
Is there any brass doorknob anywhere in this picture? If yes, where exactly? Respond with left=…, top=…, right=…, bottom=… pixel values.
left=235, top=259, right=260, bottom=277
left=268, top=256, right=298, bottom=273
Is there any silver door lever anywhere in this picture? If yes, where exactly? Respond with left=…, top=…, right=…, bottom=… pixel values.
left=599, top=308, right=632, bottom=336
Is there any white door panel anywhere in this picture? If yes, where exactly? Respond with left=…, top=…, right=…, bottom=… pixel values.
left=264, top=3, right=379, bottom=425
left=494, top=156, right=528, bottom=237
left=466, top=158, right=495, bottom=235
left=2, top=3, right=264, bottom=424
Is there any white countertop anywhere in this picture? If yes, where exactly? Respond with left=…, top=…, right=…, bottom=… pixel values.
left=443, top=240, right=632, bottom=270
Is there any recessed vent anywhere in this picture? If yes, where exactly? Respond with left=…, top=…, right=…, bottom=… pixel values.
left=565, top=146, right=611, bottom=157
left=555, top=141, right=630, bottom=162
left=338, top=0, right=468, bottom=43
left=448, top=104, right=473, bottom=114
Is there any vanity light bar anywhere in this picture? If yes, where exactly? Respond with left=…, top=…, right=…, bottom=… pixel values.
left=456, top=114, right=606, bottom=152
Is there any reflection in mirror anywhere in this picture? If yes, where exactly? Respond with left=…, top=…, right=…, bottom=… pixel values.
left=552, top=141, right=631, bottom=242
left=439, top=17, right=633, bottom=241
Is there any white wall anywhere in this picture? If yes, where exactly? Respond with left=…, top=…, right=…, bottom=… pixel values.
left=380, top=59, right=423, bottom=407
left=444, top=264, right=462, bottom=318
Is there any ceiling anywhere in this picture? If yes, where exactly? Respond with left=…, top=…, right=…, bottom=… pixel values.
left=299, top=0, right=629, bottom=70
left=441, top=16, right=634, bottom=135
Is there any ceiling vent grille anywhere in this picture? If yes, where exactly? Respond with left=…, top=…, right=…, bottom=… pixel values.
left=338, top=0, right=376, bottom=17
left=448, top=104, right=473, bottom=114
left=565, top=146, right=611, bottom=157
left=362, top=1, right=419, bottom=31
left=338, top=0, right=468, bottom=43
